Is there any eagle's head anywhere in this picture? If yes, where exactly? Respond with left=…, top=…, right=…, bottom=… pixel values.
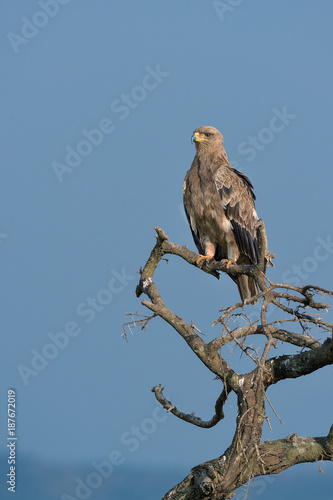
left=191, top=126, right=224, bottom=150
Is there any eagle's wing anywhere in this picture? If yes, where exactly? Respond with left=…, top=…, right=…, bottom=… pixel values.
left=183, top=176, right=205, bottom=256
left=214, top=165, right=258, bottom=264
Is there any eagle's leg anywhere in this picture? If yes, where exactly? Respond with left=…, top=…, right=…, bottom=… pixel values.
left=219, top=244, right=238, bottom=269
left=196, top=241, right=216, bottom=266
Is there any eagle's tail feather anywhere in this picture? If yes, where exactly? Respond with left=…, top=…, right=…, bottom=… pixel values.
left=236, top=275, right=259, bottom=303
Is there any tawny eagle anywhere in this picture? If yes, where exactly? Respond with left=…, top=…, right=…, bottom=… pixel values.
left=183, top=126, right=261, bottom=301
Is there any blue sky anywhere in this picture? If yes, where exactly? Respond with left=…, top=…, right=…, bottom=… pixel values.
left=1, top=1, right=333, bottom=499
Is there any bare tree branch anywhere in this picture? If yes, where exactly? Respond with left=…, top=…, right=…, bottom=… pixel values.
left=128, top=226, right=333, bottom=499
left=264, top=337, right=333, bottom=386
left=122, top=312, right=157, bottom=341
left=162, top=426, right=333, bottom=500
left=209, top=325, right=321, bottom=351
left=152, top=385, right=227, bottom=428
left=135, top=227, right=239, bottom=386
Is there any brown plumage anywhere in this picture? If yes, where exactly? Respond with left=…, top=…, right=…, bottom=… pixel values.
left=183, top=126, right=261, bottom=301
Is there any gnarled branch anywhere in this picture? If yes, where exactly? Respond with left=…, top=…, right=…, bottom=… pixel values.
left=264, top=337, right=333, bottom=386
left=128, top=226, right=333, bottom=499
left=152, top=385, right=226, bottom=428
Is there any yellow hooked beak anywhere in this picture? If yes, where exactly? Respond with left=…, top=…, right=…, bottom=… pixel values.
left=191, top=131, right=205, bottom=143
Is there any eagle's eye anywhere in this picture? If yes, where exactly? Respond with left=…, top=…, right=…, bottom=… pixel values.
left=204, top=133, right=211, bottom=138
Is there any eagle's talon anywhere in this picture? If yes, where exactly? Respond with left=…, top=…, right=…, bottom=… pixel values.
left=219, top=259, right=235, bottom=270
left=196, top=254, right=212, bottom=267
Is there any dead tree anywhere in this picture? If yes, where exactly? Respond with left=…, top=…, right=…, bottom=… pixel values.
left=125, top=222, right=333, bottom=499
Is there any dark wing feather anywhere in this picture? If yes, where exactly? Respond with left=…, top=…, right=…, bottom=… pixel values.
left=183, top=202, right=205, bottom=256
left=232, top=168, right=256, bottom=201
left=183, top=176, right=205, bottom=256
left=214, top=166, right=258, bottom=264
